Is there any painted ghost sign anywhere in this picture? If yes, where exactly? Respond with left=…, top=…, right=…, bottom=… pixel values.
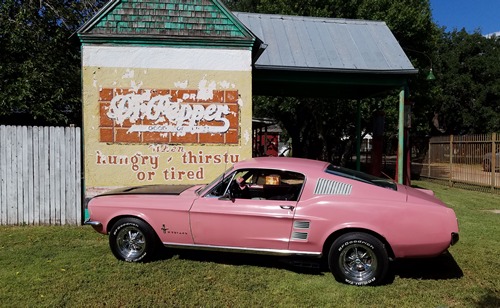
left=99, top=87, right=240, bottom=144
left=82, top=46, right=253, bottom=198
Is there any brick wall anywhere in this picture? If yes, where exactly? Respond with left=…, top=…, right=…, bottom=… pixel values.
left=98, top=88, right=239, bottom=144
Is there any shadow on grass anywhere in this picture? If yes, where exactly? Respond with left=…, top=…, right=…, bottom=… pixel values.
left=158, top=248, right=464, bottom=283
left=390, top=251, right=463, bottom=281
left=475, top=291, right=500, bottom=308
left=160, top=248, right=327, bottom=276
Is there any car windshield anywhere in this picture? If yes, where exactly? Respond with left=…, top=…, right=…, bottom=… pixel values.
left=196, top=166, right=234, bottom=196
left=325, top=164, right=397, bottom=191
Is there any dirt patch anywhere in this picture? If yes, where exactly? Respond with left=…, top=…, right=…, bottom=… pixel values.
left=484, top=210, right=500, bottom=214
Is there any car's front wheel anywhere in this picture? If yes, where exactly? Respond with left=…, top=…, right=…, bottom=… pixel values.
left=109, top=218, right=159, bottom=262
left=328, top=232, right=389, bottom=286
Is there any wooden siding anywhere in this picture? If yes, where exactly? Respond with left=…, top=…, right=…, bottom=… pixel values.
left=0, top=126, right=82, bottom=225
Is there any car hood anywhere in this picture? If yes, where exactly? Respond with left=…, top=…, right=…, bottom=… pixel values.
left=97, top=184, right=196, bottom=196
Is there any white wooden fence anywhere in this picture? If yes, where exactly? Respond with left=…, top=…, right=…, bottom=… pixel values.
left=0, top=125, right=82, bottom=225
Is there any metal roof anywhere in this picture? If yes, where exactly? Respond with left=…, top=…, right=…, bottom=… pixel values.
left=234, top=12, right=416, bottom=74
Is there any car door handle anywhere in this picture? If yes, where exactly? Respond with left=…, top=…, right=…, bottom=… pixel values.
left=280, top=205, right=295, bottom=210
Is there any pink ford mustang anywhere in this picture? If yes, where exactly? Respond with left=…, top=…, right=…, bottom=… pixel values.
left=85, top=157, right=459, bottom=286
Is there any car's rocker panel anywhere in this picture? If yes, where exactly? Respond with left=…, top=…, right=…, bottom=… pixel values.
left=162, top=242, right=323, bottom=257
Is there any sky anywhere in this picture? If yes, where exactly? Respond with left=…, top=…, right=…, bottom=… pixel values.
left=430, top=0, right=500, bottom=35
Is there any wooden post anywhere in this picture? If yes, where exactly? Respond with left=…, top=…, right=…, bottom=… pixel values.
left=356, top=101, right=361, bottom=171
left=428, top=138, right=431, bottom=178
left=397, top=89, right=405, bottom=184
left=449, top=135, right=453, bottom=187
left=492, top=133, right=497, bottom=192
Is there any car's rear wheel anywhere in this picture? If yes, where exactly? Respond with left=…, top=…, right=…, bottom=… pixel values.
left=109, top=218, right=158, bottom=262
left=328, top=232, right=389, bottom=286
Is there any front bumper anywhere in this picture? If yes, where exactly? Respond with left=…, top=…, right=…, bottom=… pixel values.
left=84, top=219, right=102, bottom=227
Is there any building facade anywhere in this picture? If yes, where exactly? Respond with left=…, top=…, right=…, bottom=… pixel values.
left=78, top=0, right=261, bottom=197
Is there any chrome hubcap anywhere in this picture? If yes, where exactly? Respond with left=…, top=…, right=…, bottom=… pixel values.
left=116, top=226, right=146, bottom=259
left=339, top=244, right=377, bottom=282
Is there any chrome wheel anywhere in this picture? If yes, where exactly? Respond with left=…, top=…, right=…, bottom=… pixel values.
left=338, top=243, right=377, bottom=283
left=329, top=232, right=389, bottom=286
left=115, top=226, right=147, bottom=260
left=109, top=218, right=158, bottom=262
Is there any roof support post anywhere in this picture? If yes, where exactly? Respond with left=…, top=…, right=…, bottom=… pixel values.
left=356, top=100, right=361, bottom=171
left=397, top=87, right=407, bottom=184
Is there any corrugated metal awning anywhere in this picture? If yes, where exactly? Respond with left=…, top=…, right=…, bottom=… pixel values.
left=234, top=12, right=417, bottom=98
left=235, top=12, right=416, bottom=73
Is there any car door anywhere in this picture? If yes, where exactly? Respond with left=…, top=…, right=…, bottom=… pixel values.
left=189, top=169, right=303, bottom=250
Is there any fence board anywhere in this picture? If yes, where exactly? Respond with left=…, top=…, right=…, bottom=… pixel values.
left=38, top=127, right=46, bottom=224
left=0, top=125, right=82, bottom=225
left=60, top=128, right=67, bottom=225
left=75, top=128, right=82, bottom=225
left=27, top=127, right=34, bottom=224
left=33, top=127, right=40, bottom=225
left=43, top=126, right=50, bottom=224
left=0, top=126, right=6, bottom=224
left=22, top=126, right=29, bottom=224
left=9, top=127, right=17, bottom=224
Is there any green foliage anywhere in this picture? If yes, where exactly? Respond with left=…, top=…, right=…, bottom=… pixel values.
left=0, top=0, right=105, bottom=125
left=222, top=0, right=260, bottom=12
left=432, top=31, right=500, bottom=134
left=0, top=182, right=499, bottom=307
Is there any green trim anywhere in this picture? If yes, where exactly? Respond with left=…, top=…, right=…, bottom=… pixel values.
left=254, top=69, right=411, bottom=87
left=211, top=0, right=254, bottom=38
left=78, top=0, right=121, bottom=34
left=356, top=101, right=361, bottom=171
left=397, top=88, right=406, bottom=184
left=252, top=69, right=410, bottom=98
left=78, top=34, right=255, bottom=49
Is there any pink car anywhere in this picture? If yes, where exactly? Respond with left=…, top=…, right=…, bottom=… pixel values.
left=85, top=157, right=459, bottom=286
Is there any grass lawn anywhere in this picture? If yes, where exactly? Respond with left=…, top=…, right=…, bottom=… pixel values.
left=1, top=181, right=499, bottom=307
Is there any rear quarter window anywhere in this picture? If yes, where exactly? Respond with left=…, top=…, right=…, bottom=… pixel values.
left=325, top=165, right=397, bottom=191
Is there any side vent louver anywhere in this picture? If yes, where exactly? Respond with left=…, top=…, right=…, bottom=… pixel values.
left=314, top=178, right=352, bottom=195
left=293, top=221, right=310, bottom=229
left=292, top=232, right=308, bottom=240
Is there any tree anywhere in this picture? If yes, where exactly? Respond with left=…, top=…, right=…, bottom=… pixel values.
left=222, top=0, right=260, bottom=12
left=0, top=0, right=105, bottom=126
left=432, top=30, right=500, bottom=134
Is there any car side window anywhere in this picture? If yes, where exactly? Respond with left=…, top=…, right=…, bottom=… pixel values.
left=232, top=169, right=305, bottom=201
left=205, top=169, right=305, bottom=201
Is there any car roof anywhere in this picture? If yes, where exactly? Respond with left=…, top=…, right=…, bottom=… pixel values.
left=233, top=157, right=329, bottom=174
